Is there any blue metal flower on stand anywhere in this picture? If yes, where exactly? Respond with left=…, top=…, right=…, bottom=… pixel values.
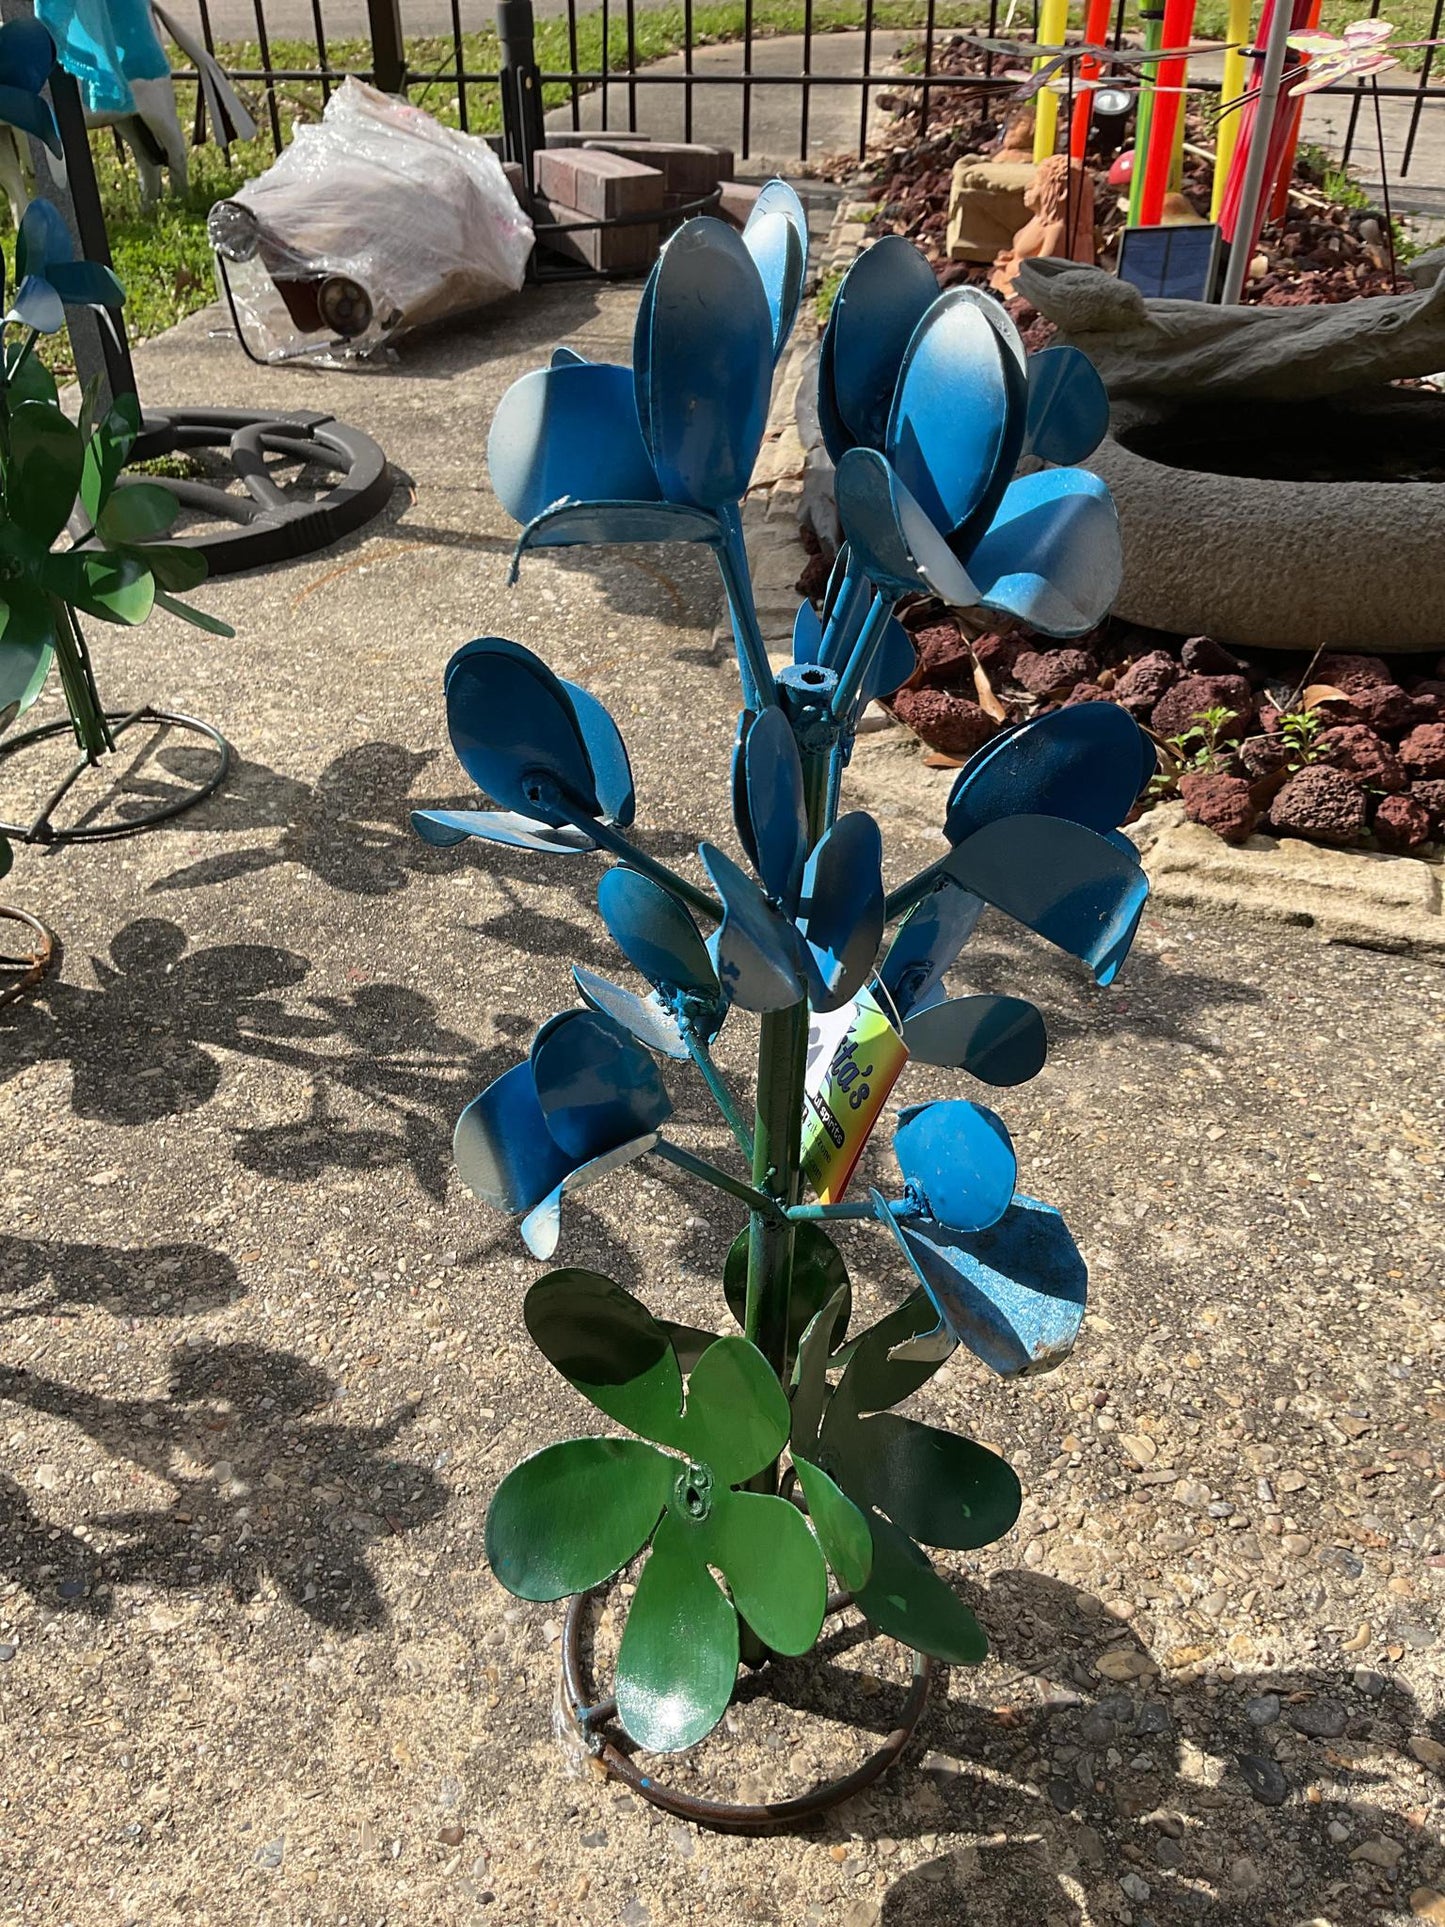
left=418, top=197, right=1153, bottom=1776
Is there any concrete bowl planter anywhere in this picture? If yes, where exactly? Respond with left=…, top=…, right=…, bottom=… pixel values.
left=1085, top=387, right=1445, bottom=654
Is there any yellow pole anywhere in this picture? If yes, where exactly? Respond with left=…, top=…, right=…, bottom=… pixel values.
left=1034, top=0, right=1072, bottom=161
left=1211, top=0, right=1252, bottom=220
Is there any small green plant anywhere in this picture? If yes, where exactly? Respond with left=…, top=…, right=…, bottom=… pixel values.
left=814, top=265, right=845, bottom=324
left=1145, top=704, right=1241, bottom=802
left=1278, top=707, right=1329, bottom=768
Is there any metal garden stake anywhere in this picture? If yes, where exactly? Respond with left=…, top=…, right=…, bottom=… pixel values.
left=417, top=185, right=1152, bottom=1826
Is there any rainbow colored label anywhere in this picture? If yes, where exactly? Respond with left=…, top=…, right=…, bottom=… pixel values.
left=801, top=988, right=909, bottom=1205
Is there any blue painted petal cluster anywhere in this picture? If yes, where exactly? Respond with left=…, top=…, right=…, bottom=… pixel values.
left=7, top=199, right=125, bottom=334
left=0, top=17, right=62, bottom=159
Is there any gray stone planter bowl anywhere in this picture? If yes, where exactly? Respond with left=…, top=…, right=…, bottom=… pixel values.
left=1085, top=387, right=1445, bottom=653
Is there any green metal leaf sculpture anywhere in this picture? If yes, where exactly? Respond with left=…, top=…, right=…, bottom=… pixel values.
left=423, top=187, right=1150, bottom=1764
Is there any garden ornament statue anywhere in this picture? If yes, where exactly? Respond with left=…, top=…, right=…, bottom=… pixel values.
left=417, top=185, right=1150, bottom=1826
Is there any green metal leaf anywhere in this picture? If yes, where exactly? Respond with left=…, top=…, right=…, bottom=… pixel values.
left=141, top=544, right=209, bottom=593
left=485, top=1436, right=671, bottom=1602
left=831, top=1289, right=952, bottom=1419
left=723, top=1219, right=851, bottom=1356
left=793, top=1456, right=873, bottom=1592
left=153, top=590, right=234, bottom=636
left=820, top=1411, right=1022, bottom=1551
left=97, top=481, right=179, bottom=544
left=616, top=1512, right=738, bottom=1752
left=854, top=1509, right=988, bottom=1665
left=524, top=1270, right=684, bottom=1444
left=691, top=1489, right=827, bottom=1655
left=41, top=551, right=155, bottom=625
left=3, top=345, right=58, bottom=409
left=788, top=1283, right=850, bottom=1457
left=0, top=588, right=57, bottom=732
left=79, top=399, right=141, bottom=524
left=659, top=1320, right=719, bottom=1373
left=5, top=402, right=83, bottom=547
left=675, top=1335, right=790, bottom=1485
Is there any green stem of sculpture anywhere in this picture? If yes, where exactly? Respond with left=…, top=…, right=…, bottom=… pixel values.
left=652, top=1137, right=783, bottom=1220
left=681, top=1025, right=755, bottom=1162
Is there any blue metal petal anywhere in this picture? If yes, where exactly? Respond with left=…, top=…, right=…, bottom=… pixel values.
left=893, top=1098, right=1017, bottom=1234
left=945, top=702, right=1149, bottom=845
left=860, top=611, right=918, bottom=703
left=699, top=842, right=805, bottom=1012
left=742, top=705, right=808, bottom=905
left=410, top=808, right=596, bottom=854
left=444, top=637, right=599, bottom=823
left=17, top=199, right=72, bottom=277
left=742, top=197, right=806, bottom=363
left=487, top=362, right=661, bottom=529
left=521, top=1132, right=661, bottom=1259
left=880, top=1192, right=1088, bottom=1377
left=573, top=965, right=691, bottom=1061
left=822, top=236, right=940, bottom=461
left=597, top=867, right=721, bottom=1002
left=512, top=499, right=722, bottom=565
left=47, top=261, right=125, bottom=308
left=454, top=1061, right=572, bottom=1216
left=878, top=882, right=985, bottom=1022
left=792, top=598, right=823, bottom=666
left=0, top=17, right=58, bottom=96
left=550, top=346, right=589, bottom=367
left=0, top=85, right=61, bottom=158
left=797, top=812, right=885, bottom=1013
left=1025, top=345, right=1110, bottom=467
left=531, top=1008, right=673, bottom=1161
left=966, top=468, right=1123, bottom=638
left=637, top=220, right=773, bottom=510
left=902, top=995, right=1047, bottom=1087
left=887, top=289, right=1028, bottom=559
left=834, top=448, right=981, bottom=607
left=942, top=814, right=1150, bottom=985
left=558, top=678, right=635, bottom=828
left=8, top=273, right=65, bottom=334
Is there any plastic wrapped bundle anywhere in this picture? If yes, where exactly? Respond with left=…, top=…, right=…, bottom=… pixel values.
left=209, top=79, right=533, bottom=365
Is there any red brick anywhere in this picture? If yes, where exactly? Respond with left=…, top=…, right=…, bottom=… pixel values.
left=533, top=147, right=663, bottom=220
left=530, top=192, right=659, bottom=274
left=717, top=180, right=762, bottom=228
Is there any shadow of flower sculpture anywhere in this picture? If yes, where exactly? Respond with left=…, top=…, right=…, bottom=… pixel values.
left=413, top=184, right=1156, bottom=1822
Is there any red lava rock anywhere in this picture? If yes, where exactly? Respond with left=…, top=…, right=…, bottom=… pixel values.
left=1317, top=652, right=1395, bottom=693
left=1318, top=724, right=1407, bottom=793
left=1399, top=723, right=1445, bottom=777
left=1113, top=650, right=1179, bottom=717
left=1268, top=765, right=1368, bottom=845
left=1180, top=635, right=1243, bottom=676
left=1238, top=734, right=1289, bottom=779
left=1151, top=673, right=1254, bottom=741
left=1411, top=778, right=1445, bottom=827
left=889, top=686, right=998, bottom=759
left=1407, top=680, right=1445, bottom=725
left=1179, top=771, right=1261, bottom=844
left=1063, top=682, right=1113, bottom=705
left=795, top=550, right=831, bottom=604
left=907, top=620, right=973, bottom=683
left=1257, top=702, right=1282, bottom=736
left=1013, top=647, right=1096, bottom=698
left=971, top=630, right=1021, bottom=676
left=1348, top=680, right=1415, bottom=733
left=1372, top=792, right=1433, bottom=851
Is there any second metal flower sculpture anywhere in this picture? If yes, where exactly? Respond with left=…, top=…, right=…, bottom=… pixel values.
left=418, top=187, right=1152, bottom=1807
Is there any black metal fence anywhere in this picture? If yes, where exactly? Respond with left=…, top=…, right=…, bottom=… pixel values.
left=165, top=0, right=1445, bottom=182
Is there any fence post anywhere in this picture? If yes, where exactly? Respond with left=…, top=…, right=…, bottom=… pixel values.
left=368, top=0, right=408, bottom=95
left=497, top=0, right=544, bottom=174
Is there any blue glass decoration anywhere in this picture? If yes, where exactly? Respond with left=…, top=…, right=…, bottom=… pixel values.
left=421, top=196, right=1151, bottom=1765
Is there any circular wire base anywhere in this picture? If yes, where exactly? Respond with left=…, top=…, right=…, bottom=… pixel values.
left=0, top=706, right=231, bottom=845
left=0, top=903, right=58, bottom=1009
left=561, top=1588, right=933, bottom=1833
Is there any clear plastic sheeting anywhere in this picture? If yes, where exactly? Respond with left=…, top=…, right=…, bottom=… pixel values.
left=208, top=78, right=533, bottom=366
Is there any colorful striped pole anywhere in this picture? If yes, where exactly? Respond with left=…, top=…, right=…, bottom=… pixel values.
left=1034, top=0, right=1073, bottom=159
left=1126, top=2, right=1166, bottom=224
left=1137, top=0, right=1199, bottom=223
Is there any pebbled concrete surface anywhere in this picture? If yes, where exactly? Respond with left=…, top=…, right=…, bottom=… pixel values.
left=1, top=285, right=1443, bottom=1927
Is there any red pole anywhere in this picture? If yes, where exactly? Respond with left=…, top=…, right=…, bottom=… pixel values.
left=1137, top=0, right=1198, bottom=223
left=1070, top=0, right=1117, bottom=161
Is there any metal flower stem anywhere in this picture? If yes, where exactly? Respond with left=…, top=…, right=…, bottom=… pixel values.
left=715, top=503, right=779, bottom=713
left=652, top=1137, right=786, bottom=1219
left=830, top=590, right=899, bottom=723
left=681, top=1023, right=756, bottom=1161
left=884, top=852, right=954, bottom=922
left=536, top=787, right=723, bottom=921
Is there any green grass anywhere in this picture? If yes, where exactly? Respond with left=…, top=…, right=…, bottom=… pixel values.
left=8, top=0, right=1439, bottom=363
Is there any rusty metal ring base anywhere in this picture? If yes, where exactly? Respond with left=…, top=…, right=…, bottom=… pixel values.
left=0, top=904, right=57, bottom=1009
left=561, top=1587, right=934, bottom=1833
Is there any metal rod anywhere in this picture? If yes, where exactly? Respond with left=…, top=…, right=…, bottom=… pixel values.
left=577, top=817, right=723, bottom=921
left=568, top=0, right=581, bottom=129
left=368, top=0, right=407, bottom=94
left=451, top=0, right=470, bottom=130
left=859, top=0, right=876, bottom=157
left=684, top=0, right=694, bottom=140
left=601, top=0, right=610, bottom=129
left=715, top=504, right=779, bottom=712
left=652, top=1138, right=786, bottom=1219
left=920, top=0, right=937, bottom=134
left=743, top=0, right=755, bottom=156
left=1403, top=0, right=1445, bottom=174
left=681, top=1026, right=756, bottom=1162
left=883, top=852, right=952, bottom=923
left=1220, top=0, right=1296, bottom=302
left=830, top=590, right=898, bottom=722
left=252, top=0, right=284, bottom=145
left=1372, top=75, right=1399, bottom=286
left=787, top=1198, right=904, bottom=1222
left=800, top=0, right=813, bottom=157
left=1339, top=0, right=1383, bottom=169
left=310, top=0, right=333, bottom=106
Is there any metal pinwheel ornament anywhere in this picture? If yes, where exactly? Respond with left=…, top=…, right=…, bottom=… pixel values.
left=420, top=195, right=1152, bottom=1779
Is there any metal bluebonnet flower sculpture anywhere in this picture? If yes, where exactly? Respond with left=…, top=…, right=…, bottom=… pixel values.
left=0, top=14, right=62, bottom=159
left=420, top=200, right=1152, bottom=1764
